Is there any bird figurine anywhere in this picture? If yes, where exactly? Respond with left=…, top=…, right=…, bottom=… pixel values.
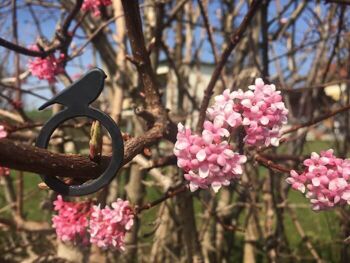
left=38, top=67, right=107, bottom=110
left=36, top=67, right=124, bottom=196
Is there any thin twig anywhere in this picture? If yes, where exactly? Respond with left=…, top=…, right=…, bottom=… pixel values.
left=196, top=0, right=261, bottom=132
left=283, top=104, right=350, bottom=135
left=135, top=184, right=188, bottom=213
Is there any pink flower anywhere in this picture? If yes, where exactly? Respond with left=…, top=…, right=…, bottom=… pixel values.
left=280, top=18, right=288, bottom=24
left=231, top=78, right=289, bottom=147
left=52, top=195, right=92, bottom=244
left=286, top=149, right=350, bottom=211
left=174, top=123, right=246, bottom=192
left=52, top=196, right=134, bottom=249
left=207, top=79, right=288, bottom=147
left=72, top=72, right=83, bottom=80
left=0, top=167, right=10, bottom=177
left=89, top=199, right=134, bottom=250
left=0, top=125, right=7, bottom=139
left=0, top=125, right=9, bottom=177
left=82, top=0, right=112, bottom=16
left=28, top=46, right=65, bottom=83
left=174, top=78, right=287, bottom=192
left=207, top=89, right=242, bottom=130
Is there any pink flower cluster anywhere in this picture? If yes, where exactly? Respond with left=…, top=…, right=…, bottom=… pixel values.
left=174, top=123, right=246, bottom=192
left=286, top=149, right=350, bottom=211
left=206, top=89, right=242, bottom=130
left=207, top=78, right=288, bottom=147
left=174, top=78, right=288, bottom=192
left=0, top=167, right=10, bottom=177
left=28, top=46, right=65, bottom=83
left=0, top=125, right=9, bottom=177
left=0, top=125, right=7, bottom=138
left=89, top=199, right=134, bottom=250
left=52, top=195, right=92, bottom=244
left=52, top=196, right=134, bottom=250
left=82, top=0, right=112, bottom=16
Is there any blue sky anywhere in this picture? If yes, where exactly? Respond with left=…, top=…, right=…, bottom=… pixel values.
left=0, top=1, right=339, bottom=108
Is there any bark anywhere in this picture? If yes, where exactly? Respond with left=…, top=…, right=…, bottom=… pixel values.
left=111, top=0, right=127, bottom=123
left=61, top=0, right=117, bottom=73
left=57, top=241, right=89, bottom=263
left=243, top=213, right=257, bottom=263
left=150, top=202, right=177, bottom=263
left=215, top=188, right=231, bottom=263
left=123, top=117, right=145, bottom=262
left=177, top=191, right=203, bottom=262
left=0, top=124, right=165, bottom=179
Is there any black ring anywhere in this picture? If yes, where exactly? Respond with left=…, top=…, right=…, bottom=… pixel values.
left=36, top=106, right=124, bottom=196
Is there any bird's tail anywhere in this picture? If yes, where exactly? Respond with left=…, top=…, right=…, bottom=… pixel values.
left=38, top=100, right=55, bottom=111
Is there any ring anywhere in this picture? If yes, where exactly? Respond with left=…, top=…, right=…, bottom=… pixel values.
left=36, top=106, right=124, bottom=196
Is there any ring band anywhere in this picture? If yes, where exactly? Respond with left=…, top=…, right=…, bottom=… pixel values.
left=36, top=106, right=124, bottom=196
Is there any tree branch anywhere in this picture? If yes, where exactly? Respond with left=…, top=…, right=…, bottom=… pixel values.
left=120, top=0, right=177, bottom=142
left=196, top=0, right=261, bottom=132
left=283, top=104, right=350, bottom=135
left=61, top=0, right=83, bottom=35
left=196, top=0, right=226, bottom=89
left=121, top=0, right=163, bottom=112
left=0, top=0, right=83, bottom=58
left=0, top=125, right=164, bottom=179
left=325, top=0, right=350, bottom=5
left=254, top=154, right=291, bottom=174
left=0, top=37, right=48, bottom=57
